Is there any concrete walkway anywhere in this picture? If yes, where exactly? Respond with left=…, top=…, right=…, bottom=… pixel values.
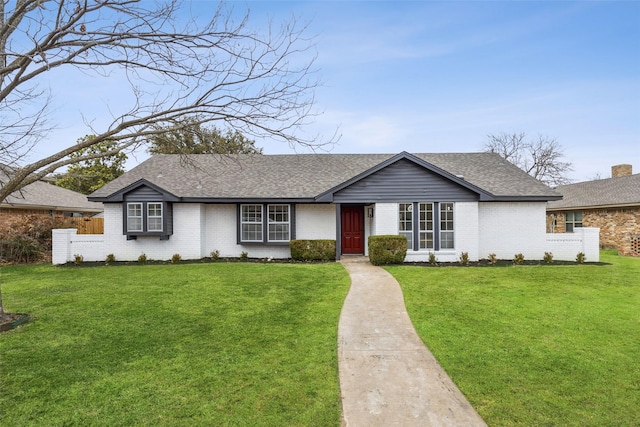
left=338, top=256, right=487, bottom=427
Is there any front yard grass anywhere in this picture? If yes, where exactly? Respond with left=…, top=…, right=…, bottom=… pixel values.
left=0, top=262, right=349, bottom=426
left=386, top=250, right=640, bottom=426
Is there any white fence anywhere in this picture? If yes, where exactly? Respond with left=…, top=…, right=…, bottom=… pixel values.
left=545, top=227, right=600, bottom=262
left=52, top=229, right=106, bottom=265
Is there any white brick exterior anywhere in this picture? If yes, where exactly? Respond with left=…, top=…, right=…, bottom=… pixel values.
left=372, top=203, right=398, bottom=236
left=101, top=203, right=204, bottom=261
left=478, top=202, right=547, bottom=260
left=295, top=204, right=336, bottom=239
left=53, top=200, right=598, bottom=264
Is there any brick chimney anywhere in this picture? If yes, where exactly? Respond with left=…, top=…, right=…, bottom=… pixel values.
left=611, top=164, right=632, bottom=178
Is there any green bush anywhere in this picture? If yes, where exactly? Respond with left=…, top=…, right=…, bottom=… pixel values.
left=368, top=235, right=407, bottom=266
left=290, top=240, right=336, bottom=261
left=576, top=252, right=586, bottom=264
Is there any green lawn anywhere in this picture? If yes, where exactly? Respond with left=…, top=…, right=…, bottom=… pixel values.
left=0, top=262, right=350, bottom=426
left=386, top=250, right=640, bottom=426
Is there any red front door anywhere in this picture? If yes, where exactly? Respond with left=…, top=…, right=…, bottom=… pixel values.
left=341, top=206, right=364, bottom=254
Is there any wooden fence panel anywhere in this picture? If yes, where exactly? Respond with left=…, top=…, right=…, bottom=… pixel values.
left=73, top=217, right=104, bottom=234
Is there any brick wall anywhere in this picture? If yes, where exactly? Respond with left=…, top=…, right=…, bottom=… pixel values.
left=479, top=202, right=547, bottom=260
left=547, top=207, right=640, bottom=256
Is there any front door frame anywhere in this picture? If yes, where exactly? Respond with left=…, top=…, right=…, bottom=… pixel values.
left=337, top=204, right=365, bottom=257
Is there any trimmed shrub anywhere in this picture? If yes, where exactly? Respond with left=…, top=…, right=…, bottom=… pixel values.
left=513, top=253, right=525, bottom=265
left=290, top=239, right=336, bottom=262
left=138, top=253, right=147, bottom=264
left=576, top=252, right=586, bottom=264
left=428, top=252, right=438, bottom=266
left=171, top=253, right=182, bottom=263
left=459, top=252, right=469, bottom=266
left=368, top=235, right=407, bottom=266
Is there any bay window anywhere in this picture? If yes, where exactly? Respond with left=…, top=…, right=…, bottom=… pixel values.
left=124, top=201, right=169, bottom=238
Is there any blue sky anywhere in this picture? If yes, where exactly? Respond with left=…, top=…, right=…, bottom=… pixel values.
left=39, top=1, right=640, bottom=182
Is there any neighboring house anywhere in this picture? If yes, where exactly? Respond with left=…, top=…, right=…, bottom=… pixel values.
left=547, top=164, right=640, bottom=257
left=70, top=151, right=574, bottom=263
left=0, top=179, right=104, bottom=226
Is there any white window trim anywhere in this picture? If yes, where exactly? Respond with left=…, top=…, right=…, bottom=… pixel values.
left=399, top=202, right=455, bottom=251
left=127, top=202, right=143, bottom=232
left=419, top=202, right=434, bottom=250
left=566, top=211, right=583, bottom=233
left=147, top=202, right=163, bottom=232
left=267, top=204, right=291, bottom=242
left=439, top=202, right=455, bottom=250
left=240, top=204, right=264, bottom=242
left=398, top=203, right=413, bottom=249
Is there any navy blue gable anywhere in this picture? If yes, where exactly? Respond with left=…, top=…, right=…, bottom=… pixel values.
left=124, top=185, right=164, bottom=202
left=332, top=159, right=479, bottom=203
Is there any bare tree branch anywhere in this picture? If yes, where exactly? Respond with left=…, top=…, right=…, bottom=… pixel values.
left=483, top=132, right=573, bottom=186
left=0, top=0, right=332, bottom=201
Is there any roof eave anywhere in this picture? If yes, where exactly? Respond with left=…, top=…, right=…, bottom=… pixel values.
left=488, top=195, right=562, bottom=202
left=0, top=202, right=103, bottom=212
left=547, top=201, right=640, bottom=211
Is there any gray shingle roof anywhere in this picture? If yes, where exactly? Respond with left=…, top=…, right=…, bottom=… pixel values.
left=3, top=181, right=103, bottom=212
left=89, top=152, right=560, bottom=201
left=547, top=173, right=640, bottom=210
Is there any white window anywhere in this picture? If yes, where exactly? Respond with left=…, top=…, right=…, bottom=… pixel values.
left=241, top=204, right=263, bottom=242
left=419, top=203, right=434, bottom=250
left=268, top=204, right=290, bottom=242
left=440, top=203, right=454, bottom=249
left=127, top=203, right=143, bottom=232
left=147, top=203, right=163, bottom=232
left=565, top=212, right=582, bottom=232
left=399, top=203, right=413, bottom=248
